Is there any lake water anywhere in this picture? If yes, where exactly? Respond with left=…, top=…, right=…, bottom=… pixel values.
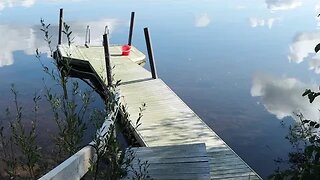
left=1, top=0, right=320, bottom=178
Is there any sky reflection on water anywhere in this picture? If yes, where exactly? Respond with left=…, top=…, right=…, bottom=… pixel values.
left=1, top=0, right=320, bottom=178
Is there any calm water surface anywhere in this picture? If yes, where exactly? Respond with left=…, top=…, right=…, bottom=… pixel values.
left=1, top=0, right=320, bottom=178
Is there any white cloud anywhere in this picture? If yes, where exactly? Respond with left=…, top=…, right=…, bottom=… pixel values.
left=0, top=18, right=122, bottom=67
left=195, top=13, right=211, bottom=28
left=234, top=5, right=247, bottom=10
left=249, top=17, right=280, bottom=29
left=0, top=0, right=83, bottom=11
left=309, top=53, right=320, bottom=74
left=315, top=3, right=320, bottom=12
left=315, top=6, right=320, bottom=29
left=265, top=0, right=302, bottom=11
left=288, top=31, right=320, bottom=74
left=251, top=73, right=320, bottom=121
left=288, top=32, right=320, bottom=64
left=0, top=2, right=5, bottom=10
left=0, top=24, right=34, bottom=67
left=0, top=0, right=36, bottom=10
left=21, top=0, right=36, bottom=7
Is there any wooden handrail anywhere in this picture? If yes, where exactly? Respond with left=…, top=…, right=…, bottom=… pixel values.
left=40, top=89, right=120, bottom=180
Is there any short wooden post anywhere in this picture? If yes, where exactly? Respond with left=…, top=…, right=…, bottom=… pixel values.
left=144, top=27, right=158, bottom=79
left=58, top=8, right=63, bottom=45
left=103, top=27, right=112, bottom=86
left=128, top=12, right=135, bottom=46
left=85, top=25, right=90, bottom=47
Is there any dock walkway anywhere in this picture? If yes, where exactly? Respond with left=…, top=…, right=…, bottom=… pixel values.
left=58, top=44, right=261, bottom=179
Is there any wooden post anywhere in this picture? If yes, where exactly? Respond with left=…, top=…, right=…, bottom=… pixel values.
left=128, top=12, right=135, bottom=46
left=144, top=27, right=158, bottom=79
left=58, top=8, right=63, bottom=45
left=85, top=25, right=90, bottom=47
left=103, top=27, right=112, bottom=86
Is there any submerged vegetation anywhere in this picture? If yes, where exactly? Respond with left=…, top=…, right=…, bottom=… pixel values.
left=0, top=86, right=44, bottom=180
left=0, top=18, right=149, bottom=179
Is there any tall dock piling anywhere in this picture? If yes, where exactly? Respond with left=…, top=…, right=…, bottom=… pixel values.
left=103, top=27, right=112, bottom=86
left=58, top=8, right=63, bottom=45
left=128, top=12, right=135, bottom=46
left=144, top=27, right=158, bottom=79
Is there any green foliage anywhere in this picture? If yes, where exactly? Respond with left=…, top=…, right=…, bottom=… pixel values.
left=0, top=19, right=92, bottom=179
left=0, top=109, right=18, bottom=179
left=128, top=158, right=150, bottom=180
left=62, top=22, right=75, bottom=47
left=119, top=102, right=146, bottom=146
left=9, top=86, right=42, bottom=180
left=0, top=85, right=44, bottom=179
left=44, top=81, right=93, bottom=157
left=315, top=43, right=320, bottom=53
left=40, top=19, right=53, bottom=57
left=85, top=82, right=150, bottom=180
left=38, top=19, right=93, bottom=158
left=302, top=89, right=320, bottom=103
left=269, top=112, right=320, bottom=179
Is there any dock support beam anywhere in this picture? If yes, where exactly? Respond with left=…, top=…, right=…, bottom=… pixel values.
left=58, top=8, right=63, bottom=45
left=144, top=27, right=158, bottom=79
left=103, top=27, right=113, bottom=86
left=128, top=12, right=135, bottom=46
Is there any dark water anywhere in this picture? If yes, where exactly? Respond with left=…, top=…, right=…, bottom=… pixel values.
left=1, top=0, right=320, bottom=178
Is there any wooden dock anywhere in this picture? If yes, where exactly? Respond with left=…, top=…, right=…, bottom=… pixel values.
left=57, top=44, right=262, bottom=179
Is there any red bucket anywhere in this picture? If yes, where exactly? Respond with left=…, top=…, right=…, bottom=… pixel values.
left=122, top=45, right=131, bottom=56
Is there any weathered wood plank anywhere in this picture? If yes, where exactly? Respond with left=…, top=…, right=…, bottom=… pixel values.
left=131, top=165, right=210, bottom=174
left=130, top=156, right=209, bottom=164
left=211, top=172, right=258, bottom=179
left=211, top=167, right=255, bottom=177
left=126, top=172, right=211, bottom=180
left=210, top=162, right=250, bottom=170
left=132, top=143, right=206, bottom=155
left=209, top=157, right=248, bottom=167
left=212, top=175, right=260, bottom=180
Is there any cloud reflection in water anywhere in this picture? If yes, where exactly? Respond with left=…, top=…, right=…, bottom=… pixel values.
left=0, top=0, right=36, bottom=10
left=194, top=13, right=211, bottom=28
left=288, top=32, right=320, bottom=63
left=249, top=17, right=280, bottom=29
left=288, top=31, right=320, bottom=74
left=0, top=18, right=122, bottom=67
left=0, top=24, right=35, bottom=67
left=265, top=0, right=302, bottom=11
left=0, top=0, right=85, bottom=11
left=251, top=73, right=320, bottom=122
